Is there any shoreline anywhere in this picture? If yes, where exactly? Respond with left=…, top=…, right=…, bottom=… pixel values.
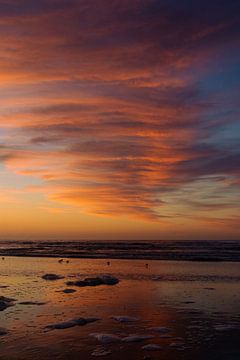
left=0, top=240, right=239, bottom=262
left=0, top=252, right=240, bottom=262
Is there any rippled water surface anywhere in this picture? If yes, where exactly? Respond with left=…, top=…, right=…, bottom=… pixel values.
left=0, top=240, right=239, bottom=261
left=0, top=257, right=239, bottom=360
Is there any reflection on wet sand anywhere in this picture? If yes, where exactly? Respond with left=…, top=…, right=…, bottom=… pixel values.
left=0, top=257, right=239, bottom=360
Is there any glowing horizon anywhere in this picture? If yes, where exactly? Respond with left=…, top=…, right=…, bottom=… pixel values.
left=0, top=0, right=240, bottom=240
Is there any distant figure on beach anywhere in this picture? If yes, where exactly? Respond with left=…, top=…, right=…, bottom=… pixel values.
left=66, top=260, right=69, bottom=263
left=2, top=257, right=5, bottom=260
left=145, top=263, right=149, bottom=268
left=107, top=261, right=110, bottom=266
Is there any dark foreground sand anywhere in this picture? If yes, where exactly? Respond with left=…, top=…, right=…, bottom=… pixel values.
left=0, top=257, right=239, bottom=360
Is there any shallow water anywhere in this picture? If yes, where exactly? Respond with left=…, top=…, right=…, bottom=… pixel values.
left=0, top=257, right=239, bottom=360
left=0, top=240, right=240, bottom=261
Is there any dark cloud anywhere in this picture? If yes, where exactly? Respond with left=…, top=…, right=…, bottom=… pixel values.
left=0, top=0, right=73, bottom=17
left=175, top=152, right=240, bottom=179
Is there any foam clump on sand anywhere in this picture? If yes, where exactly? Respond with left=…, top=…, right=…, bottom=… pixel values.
left=142, top=344, right=162, bottom=351
left=111, top=315, right=139, bottom=323
left=0, top=296, right=16, bottom=311
left=91, top=333, right=154, bottom=344
left=90, top=333, right=122, bottom=343
left=170, top=341, right=185, bottom=348
left=148, top=326, right=171, bottom=333
left=42, top=274, right=64, bottom=280
left=19, top=301, right=46, bottom=306
left=46, top=317, right=100, bottom=330
left=122, top=334, right=154, bottom=342
left=66, top=275, right=119, bottom=287
left=91, top=348, right=112, bottom=357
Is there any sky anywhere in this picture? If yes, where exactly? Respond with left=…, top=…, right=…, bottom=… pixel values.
left=0, top=0, right=240, bottom=240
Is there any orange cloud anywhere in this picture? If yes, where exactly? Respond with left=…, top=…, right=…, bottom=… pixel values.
left=0, top=0, right=239, bottom=238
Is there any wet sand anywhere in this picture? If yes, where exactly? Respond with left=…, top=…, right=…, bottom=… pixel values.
left=0, top=257, right=239, bottom=360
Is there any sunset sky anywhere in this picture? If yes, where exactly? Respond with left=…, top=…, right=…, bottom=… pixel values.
left=0, top=0, right=240, bottom=240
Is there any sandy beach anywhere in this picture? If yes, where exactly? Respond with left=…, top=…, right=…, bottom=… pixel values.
left=0, top=256, right=239, bottom=360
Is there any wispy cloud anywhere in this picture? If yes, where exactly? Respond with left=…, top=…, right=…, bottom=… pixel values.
left=0, top=0, right=240, bottom=236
